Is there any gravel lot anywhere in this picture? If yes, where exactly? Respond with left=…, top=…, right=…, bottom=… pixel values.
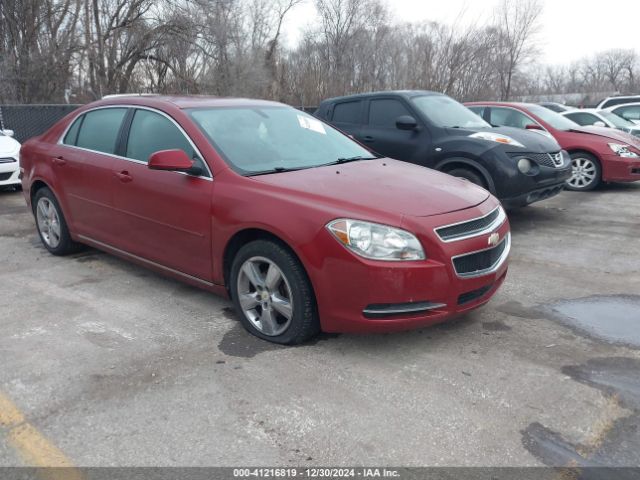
left=1, top=184, right=639, bottom=468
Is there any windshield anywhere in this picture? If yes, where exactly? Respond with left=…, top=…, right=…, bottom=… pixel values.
left=600, top=111, right=635, bottom=128
left=527, top=105, right=579, bottom=131
left=188, top=107, right=374, bottom=174
left=412, top=95, right=490, bottom=129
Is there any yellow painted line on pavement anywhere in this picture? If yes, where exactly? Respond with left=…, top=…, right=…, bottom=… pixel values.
left=0, top=392, right=83, bottom=480
left=0, top=392, right=25, bottom=427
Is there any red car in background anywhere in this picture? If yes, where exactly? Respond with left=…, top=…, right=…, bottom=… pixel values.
left=20, top=95, right=510, bottom=344
left=466, top=102, right=640, bottom=191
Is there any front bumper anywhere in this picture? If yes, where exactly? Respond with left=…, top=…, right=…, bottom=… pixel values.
left=501, top=182, right=566, bottom=208
left=486, top=149, right=572, bottom=207
left=0, top=159, right=20, bottom=186
left=600, top=153, right=640, bottom=183
left=303, top=199, right=510, bottom=334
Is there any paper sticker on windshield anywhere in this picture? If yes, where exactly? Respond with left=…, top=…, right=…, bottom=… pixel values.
left=298, top=115, right=326, bottom=134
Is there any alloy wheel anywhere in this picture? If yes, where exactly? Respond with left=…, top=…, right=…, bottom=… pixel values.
left=36, top=197, right=62, bottom=248
left=236, top=256, right=294, bottom=336
left=568, top=157, right=597, bottom=189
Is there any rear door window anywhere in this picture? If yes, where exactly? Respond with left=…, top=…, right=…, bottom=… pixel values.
left=368, top=99, right=411, bottom=128
left=75, top=108, right=127, bottom=154
left=489, top=107, right=535, bottom=129
left=565, top=112, right=599, bottom=126
left=332, top=101, right=362, bottom=125
left=468, top=106, right=485, bottom=117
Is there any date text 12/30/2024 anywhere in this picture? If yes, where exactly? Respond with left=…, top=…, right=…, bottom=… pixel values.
left=233, top=468, right=400, bottom=478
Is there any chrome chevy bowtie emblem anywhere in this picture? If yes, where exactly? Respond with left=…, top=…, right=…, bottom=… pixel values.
left=488, top=232, right=500, bottom=247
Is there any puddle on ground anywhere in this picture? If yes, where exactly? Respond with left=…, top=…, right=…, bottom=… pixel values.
left=482, top=320, right=512, bottom=331
left=548, top=295, right=640, bottom=349
left=523, top=357, right=640, bottom=470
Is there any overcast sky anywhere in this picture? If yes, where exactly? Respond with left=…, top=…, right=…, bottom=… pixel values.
left=282, top=0, right=640, bottom=65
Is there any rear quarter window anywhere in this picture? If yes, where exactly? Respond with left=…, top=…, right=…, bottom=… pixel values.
left=63, top=117, right=83, bottom=145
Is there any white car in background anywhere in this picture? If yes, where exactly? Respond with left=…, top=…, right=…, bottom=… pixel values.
left=596, top=95, right=640, bottom=109
left=561, top=109, right=640, bottom=138
left=604, top=103, right=640, bottom=126
left=0, top=129, right=21, bottom=189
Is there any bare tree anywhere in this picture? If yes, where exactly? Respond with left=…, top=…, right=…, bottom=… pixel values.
left=492, top=0, right=542, bottom=100
left=0, top=0, right=81, bottom=103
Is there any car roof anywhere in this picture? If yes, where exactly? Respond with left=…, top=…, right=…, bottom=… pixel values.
left=465, top=101, right=538, bottom=110
left=319, top=90, right=443, bottom=104
left=86, top=94, right=286, bottom=110
left=563, top=108, right=598, bottom=114
left=607, top=102, right=640, bottom=109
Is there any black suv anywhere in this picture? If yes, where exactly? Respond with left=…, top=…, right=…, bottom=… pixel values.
left=315, top=91, right=573, bottom=207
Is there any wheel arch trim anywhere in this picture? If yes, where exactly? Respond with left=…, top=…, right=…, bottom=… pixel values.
left=435, top=157, right=497, bottom=194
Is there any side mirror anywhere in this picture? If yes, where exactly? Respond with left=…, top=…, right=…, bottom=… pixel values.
left=1, top=129, right=14, bottom=137
left=593, top=121, right=606, bottom=127
left=396, top=115, right=418, bottom=131
left=525, top=123, right=543, bottom=131
left=148, top=149, right=194, bottom=172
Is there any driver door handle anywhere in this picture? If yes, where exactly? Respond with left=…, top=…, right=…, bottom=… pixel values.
left=363, top=136, right=375, bottom=143
left=114, top=171, right=133, bottom=183
left=52, top=156, right=66, bottom=166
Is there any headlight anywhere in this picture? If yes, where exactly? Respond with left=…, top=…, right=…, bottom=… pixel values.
left=469, top=132, right=525, bottom=148
left=327, top=219, right=426, bottom=261
left=608, top=143, right=639, bottom=158
left=517, top=158, right=533, bottom=174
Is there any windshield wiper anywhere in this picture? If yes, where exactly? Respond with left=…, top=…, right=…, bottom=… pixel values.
left=247, top=166, right=309, bottom=176
left=332, top=155, right=380, bottom=164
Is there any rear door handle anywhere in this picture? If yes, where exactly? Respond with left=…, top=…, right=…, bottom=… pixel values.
left=363, top=136, right=375, bottom=143
left=114, top=171, right=133, bottom=183
left=52, top=156, right=66, bottom=166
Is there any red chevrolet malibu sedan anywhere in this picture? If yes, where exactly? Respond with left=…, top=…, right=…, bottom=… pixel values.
left=20, top=96, right=510, bottom=344
left=466, top=101, right=640, bottom=191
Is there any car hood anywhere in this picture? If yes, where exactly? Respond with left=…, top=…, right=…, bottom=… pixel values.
left=0, top=135, right=20, bottom=156
left=251, top=159, right=490, bottom=218
left=447, top=126, right=561, bottom=153
left=572, top=126, right=640, bottom=150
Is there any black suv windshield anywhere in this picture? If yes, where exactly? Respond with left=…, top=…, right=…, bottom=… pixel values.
left=188, top=106, right=373, bottom=175
left=412, top=95, right=490, bottom=129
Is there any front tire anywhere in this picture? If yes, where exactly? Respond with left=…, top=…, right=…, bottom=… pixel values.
left=566, top=153, right=601, bottom=191
left=447, top=168, right=487, bottom=189
left=230, top=240, right=320, bottom=345
left=33, top=187, right=82, bottom=255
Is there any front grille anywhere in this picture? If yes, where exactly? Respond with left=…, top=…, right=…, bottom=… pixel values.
left=510, top=152, right=564, bottom=168
left=0, top=157, right=17, bottom=164
left=458, top=284, right=493, bottom=305
left=0, top=172, right=13, bottom=181
left=453, top=234, right=509, bottom=277
left=436, top=207, right=503, bottom=242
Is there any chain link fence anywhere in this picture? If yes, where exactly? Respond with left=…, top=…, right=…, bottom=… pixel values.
left=0, top=105, right=82, bottom=143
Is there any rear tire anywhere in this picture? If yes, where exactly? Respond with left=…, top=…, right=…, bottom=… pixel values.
left=33, top=187, right=82, bottom=255
left=566, top=153, right=601, bottom=191
left=446, top=168, right=487, bottom=189
left=230, top=239, right=320, bottom=345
